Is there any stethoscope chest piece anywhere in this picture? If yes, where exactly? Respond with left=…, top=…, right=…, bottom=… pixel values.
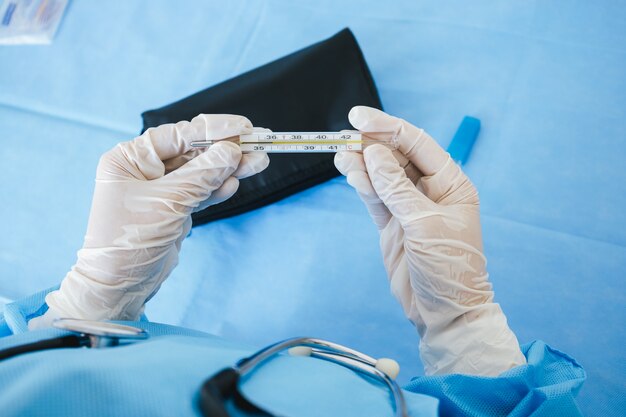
left=53, top=318, right=149, bottom=348
left=0, top=318, right=150, bottom=363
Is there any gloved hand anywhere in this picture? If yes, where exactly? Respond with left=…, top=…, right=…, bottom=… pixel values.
left=335, top=106, right=526, bottom=376
left=29, top=114, right=269, bottom=329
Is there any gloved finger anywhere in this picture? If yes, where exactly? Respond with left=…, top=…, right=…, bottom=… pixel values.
left=335, top=152, right=392, bottom=229
left=230, top=126, right=271, bottom=178
left=231, top=152, right=270, bottom=179
left=334, top=150, right=364, bottom=176
left=193, top=176, right=240, bottom=212
left=363, top=144, right=435, bottom=228
left=348, top=106, right=447, bottom=177
left=159, top=141, right=242, bottom=207
left=419, top=158, right=479, bottom=205
left=163, top=148, right=203, bottom=174
left=141, top=113, right=252, bottom=160
left=336, top=150, right=423, bottom=196
left=348, top=172, right=393, bottom=229
left=175, top=217, right=193, bottom=252
left=335, top=152, right=377, bottom=198
left=118, top=114, right=252, bottom=180
left=166, top=127, right=271, bottom=178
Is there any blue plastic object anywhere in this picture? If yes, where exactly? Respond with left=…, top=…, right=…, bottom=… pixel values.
left=446, top=116, right=481, bottom=165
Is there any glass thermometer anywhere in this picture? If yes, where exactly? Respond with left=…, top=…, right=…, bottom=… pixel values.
left=190, top=130, right=398, bottom=153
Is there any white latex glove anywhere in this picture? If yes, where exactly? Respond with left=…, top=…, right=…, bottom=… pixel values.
left=30, top=114, right=269, bottom=329
left=335, top=106, right=526, bottom=376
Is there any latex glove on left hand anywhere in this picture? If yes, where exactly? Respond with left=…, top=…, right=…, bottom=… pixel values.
left=29, top=114, right=269, bottom=329
left=335, top=106, right=525, bottom=376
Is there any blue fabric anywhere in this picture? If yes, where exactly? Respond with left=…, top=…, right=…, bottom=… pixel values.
left=0, top=2, right=623, bottom=416
left=0, top=297, right=439, bottom=417
left=0, top=295, right=584, bottom=417
left=405, top=342, right=585, bottom=416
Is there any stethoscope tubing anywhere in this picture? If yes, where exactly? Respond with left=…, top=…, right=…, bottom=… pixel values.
left=235, top=337, right=408, bottom=417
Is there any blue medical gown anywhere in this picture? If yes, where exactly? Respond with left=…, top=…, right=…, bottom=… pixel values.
left=0, top=288, right=585, bottom=416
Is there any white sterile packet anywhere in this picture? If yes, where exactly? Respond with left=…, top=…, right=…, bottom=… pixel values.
left=0, top=0, right=68, bottom=45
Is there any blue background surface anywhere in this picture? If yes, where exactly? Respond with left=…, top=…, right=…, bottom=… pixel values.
left=0, top=1, right=624, bottom=415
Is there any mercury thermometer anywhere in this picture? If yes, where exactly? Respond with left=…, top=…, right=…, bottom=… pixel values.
left=190, top=130, right=398, bottom=153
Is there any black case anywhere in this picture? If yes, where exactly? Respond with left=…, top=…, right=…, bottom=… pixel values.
left=142, top=28, right=383, bottom=226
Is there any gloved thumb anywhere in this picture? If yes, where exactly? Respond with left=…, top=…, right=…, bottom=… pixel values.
left=158, top=141, right=242, bottom=210
left=363, top=144, right=434, bottom=228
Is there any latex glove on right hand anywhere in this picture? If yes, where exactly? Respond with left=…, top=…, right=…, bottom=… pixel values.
left=335, top=106, right=526, bottom=376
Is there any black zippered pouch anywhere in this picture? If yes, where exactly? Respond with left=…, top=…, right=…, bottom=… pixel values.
left=142, top=28, right=383, bottom=226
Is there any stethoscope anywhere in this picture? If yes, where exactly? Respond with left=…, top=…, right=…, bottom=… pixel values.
left=199, top=337, right=408, bottom=417
left=0, top=320, right=407, bottom=417
left=0, top=318, right=149, bottom=361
